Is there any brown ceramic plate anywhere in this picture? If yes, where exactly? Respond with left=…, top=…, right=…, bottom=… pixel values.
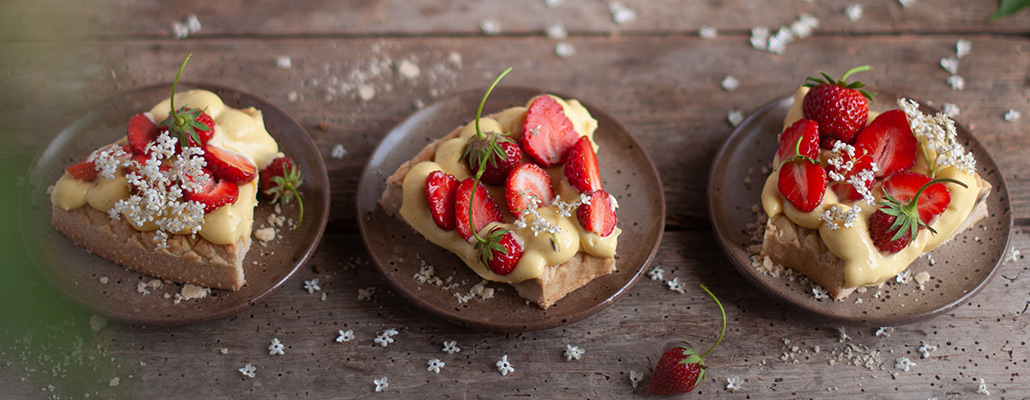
left=357, top=87, right=664, bottom=332
left=21, top=82, right=330, bottom=326
left=708, top=94, right=1012, bottom=326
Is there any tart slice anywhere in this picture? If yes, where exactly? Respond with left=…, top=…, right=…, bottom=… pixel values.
left=759, top=66, right=992, bottom=300
left=380, top=70, right=622, bottom=308
left=48, top=57, right=299, bottom=291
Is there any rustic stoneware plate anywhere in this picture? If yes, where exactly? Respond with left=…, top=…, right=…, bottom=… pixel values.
left=357, top=87, right=664, bottom=332
left=708, top=94, right=1012, bottom=326
left=21, top=82, right=330, bottom=326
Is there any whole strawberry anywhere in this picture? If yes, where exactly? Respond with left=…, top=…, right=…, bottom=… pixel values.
left=259, top=156, right=305, bottom=227
left=647, top=285, right=726, bottom=395
left=802, top=65, right=874, bottom=148
left=869, top=174, right=965, bottom=253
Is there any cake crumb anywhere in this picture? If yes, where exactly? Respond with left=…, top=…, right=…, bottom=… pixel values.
left=331, top=144, right=347, bottom=159
left=254, top=227, right=276, bottom=242
left=357, top=85, right=376, bottom=102
left=276, top=55, right=292, bottom=70
left=219, top=347, right=229, bottom=354
left=177, top=284, right=210, bottom=303
left=108, top=377, right=120, bottom=387
left=137, top=281, right=150, bottom=295
left=99, top=276, right=109, bottom=284
left=914, top=271, right=931, bottom=290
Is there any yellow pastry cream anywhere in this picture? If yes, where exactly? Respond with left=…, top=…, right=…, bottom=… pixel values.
left=761, top=87, right=984, bottom=289
left=398, top=95, right=621, bottom=284
left=49, top=89, right=279, bottom=245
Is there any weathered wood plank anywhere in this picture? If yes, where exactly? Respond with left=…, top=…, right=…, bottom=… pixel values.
left=3, top=35, right=1028, bottom=229
left=1, top=0, right=1028, bottom=40
left=3, top=229, right=1028, bottom=398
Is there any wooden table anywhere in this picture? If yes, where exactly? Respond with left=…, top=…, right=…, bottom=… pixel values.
left=2, top=1, right=1028, bottom=398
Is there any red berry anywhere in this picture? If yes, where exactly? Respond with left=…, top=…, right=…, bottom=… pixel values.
left=482, top=228, right=522, bottom=275
left=882, top=171, right=951, bottom=224
left=777, top=119, right=820, bottom=162
left=66, top=158, right=98, bottom=181
left=204, top=145, right=257, bottom=184
left=853, top=109, right=917, bottom=178
left=425, top=170, right=460, bottom=231
left=505, top=163, right=555, bottom=215
left=868, top=209, right=913, bottom=253
left=647, top=285, right=726, bottom=395
left=454, top=178, right=503, bottom=241
left=576, top=190, right=617, bottom=237
left=521, top=95, right=579, bottom=167
left=259, top=155, right=306, bottom=226
left=127, top=113, right=159, bottom=155
left=563, top=136, right=603, bottom=193
left=470, top=140, right=522, bottom=186
left=802, top=66, right=872, bottom=148
left=777, top=157, right=827, bottom=213
left=185, top=110, right=215, bottom=147
left=184, top=171, right=239, bottom=213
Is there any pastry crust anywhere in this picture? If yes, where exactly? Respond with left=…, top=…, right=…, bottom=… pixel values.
left=760, top=176, right=992, bottom=300
left=380, top=113, right=617, bottom=309
left=52, top=205, right=250, bottom=291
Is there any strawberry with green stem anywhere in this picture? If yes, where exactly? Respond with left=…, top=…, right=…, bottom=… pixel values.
left=648, top=285, right=727, bottom=395
left=160, top=53, right=214, bottom=149
left=803, top=65, right=875, bottom=148
left=463, top=67, right=524, bottom=275
left=461, top=69, right=522, bottom=186
left=777, top=136, right=828, bottom=213
left=260, top=156, right=305, bottom=228
left=869, top=175, right=966, bottom=253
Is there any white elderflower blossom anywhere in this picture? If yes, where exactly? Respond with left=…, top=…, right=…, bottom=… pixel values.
left=374, top=376, right=389, bottom=392
left=721, top=76, right=740, bottom=91
left=947, top=75, right=965, bottom=91
left=374, top=328, right=399, bottom=347
left=728, top=110, right=744, bottom=127
left=790, top=14, right=819, bottom=39
left=427, top=358, right=445, bottom=373
left=629, top=371, right=644, bottom=388
left=820, top=205, right=860, bottom=231
left=899, top=98, right=976, bottom=175
left=976, top=378, right=989, bottom=395
left=726, top=376, right=743, bottom=392
left=268, top=338, right=285, bottom=356
left=304, top=278, right=321, bottom=294
left=918, top=342, right=937, bottom=358
left=698, top=26, right=718, bottom=39
left=956, top=39, right=972, bottom=58
left=648, top=265, right=665, bottom=281
left=845, top=4, right=864, bottom=22
left=875, top=327, right=894, bottom=337
left=940, top=57, right=959, bottom=75
left=942, top=103, right=960, bottom=118
left=895, top=357, right=916, bottom=372
left=1003, top=109, right=1021, bottom=122
left=666, top=277, right=686, bottom=294
left=238, top=363, right=256, bottom=378
left=896, top=270, right=912, bottom=284
left=442, top=341, right=461, bottom=354
left=563, top=344, right=584, bottom=361
left=335, top=330, right=354, bottom=343
left=496, top=354, right=515, bottom=376
left=812, top=285, right=829, bottom=300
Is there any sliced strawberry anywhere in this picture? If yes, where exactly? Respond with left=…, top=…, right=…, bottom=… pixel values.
left=777, top=119, right=820, bottom=162
left=777, top=158, right=827, bottom=213
left=853, top=109, right=917, bottom=178
left=425, top=170, right=460, bottom=231
left=204, top=145, right=257, bottom=184
left=127, top=113, right=159, bottom=155
left=576, top=190, right=617, bottom=236
left=66, top=158, right=98, bottom=181
left=470, top=139, right=523, bottom=186
left=830, top=151, right=875, bottom=202
left=454, top=178, right=503, bottom=241
left=505, top=163, right=555, bottom=215
left=184, top=175, right=239, bottom=213
left=882, top=171, right=951, bottom=224
left=188, top=110, right=215, bottom=147
left=479, top=228, right=522, bottom=275
left=563, top=136, right=603, bottom=193
left=521, top=95, right=579, bottom=167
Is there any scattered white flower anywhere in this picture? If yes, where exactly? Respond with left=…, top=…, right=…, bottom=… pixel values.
left=185, top=14, right=201, bottom=32
left=648, top=265, right=665, bottom=281
left=750, top=26, right=770, bottom=50
left=563, top=344, right=585, bottom=361
left=699, top=26, right=718, bottom=39
left=545, top=0, right=564, bottom=7
left=1005, top=247, right=1022, bottom=263
left=268, top=338, right=285, bottom=355
left=480, top=19, right=501, bottom=35
left=845, top=4, right=864, bottom=22
left=956, top=39, right=972, bottom=58
left=427, top=358, right=445, bottom=373
left=287, top=90, right=299, bottom=103
left=608, top=1, right=637, bottom=25
left=276, top=55, right=292, bottom=70
left=976, top=378, right=989, bottom=395
left=820, top=205, right=861, bottom=230
left=895, top=357, right=916, bottom=372
left=238, top=363, right=256, bottom=378
left=374, top=376, right=389, bottom=392
left=331, top=144, right=347, bottom=159
left=555, top=42, right=576, bottom=58
left=875, top=327, right=894, bottom=337
left=336, top=330, right=354, bottom=343
left=442, top=341, right=461, bottom=354
left=767, top=27, right=793, bottom=54
left=728, top=109, right=745, bottom=127
left=942, top=103, right=960, bottom=118
left=896, top=270, right=912, bottom=284
left=721, top=75, right=740, bottom=91
left=171, top=21, right=189, bottom=39
left=898, top=0, right=916, bottom=8
left=304, top=278, right=321, bottom=294
left=496, top=354, right=515, bottom=376
left=666, top=277, right=686, bottom=294
left=812, top=285, right=829, bottom=300
left=358, top=287, right=375, bottom=301
left=545, top=24, right=568, bottom=40
left=790, top=14, right=820, bottom=39
left=1003, top=109, right=1021, bottom=122
left=726, top=376, right=743, bottom=392
left=947, top=75, right=965, bottom=91
left=918, top=342, right=937, bottom=358
left=397, top=59, right=421, bottom=80
left=629, top=371, right=644, bottom=388
left=357, top=84, right=376, bottom=102
left=940, top=57, right=959, bottom=75
left=374, top=328, right=399, bottom=347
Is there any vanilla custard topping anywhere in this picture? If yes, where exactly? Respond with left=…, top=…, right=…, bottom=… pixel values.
left=398, top=95, right=620, bottom=284
left=50, top=89, right=279, bottom=245
left=762, top=87, right=982, bottom=288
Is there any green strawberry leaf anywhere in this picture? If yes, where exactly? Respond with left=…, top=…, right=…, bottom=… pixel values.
left=990, top=0, right=1030, bottom=20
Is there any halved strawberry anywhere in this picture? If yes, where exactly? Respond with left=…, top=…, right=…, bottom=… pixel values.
left=184, top=173, right=239, bottom=213
left=777, top=158, right=827, bottom=213
left=127, top=113, right=159, bottom=155
left=777, top=119, right=820, bottom=162
left=881, top=171, right=951, bottom=224
left=853, top=109, right=917, bottom=178
left=830, top=150, right=875, bottom=202
left=187, top=110, right=215, bottom=147
left=505, top=163, right=555, bottom=215
left=576, top=190, right=617, bottom=236
left=468, top=139, right=522, bottom=186
left=563, top=136, right=602, bottom=193
left=478, top=227, right=522, bottom=276
left=521, top=95, right=579, bottom=167
left=425, top=170, right=460, bottom=231
left=204, top=145, right=257, bottom=184
left=454, top=178, right=503, bottom=241
left=66, top=158, right=98, bottom=181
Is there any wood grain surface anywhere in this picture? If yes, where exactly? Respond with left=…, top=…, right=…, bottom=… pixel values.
left=1, top=1, right=1028, bottom=399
